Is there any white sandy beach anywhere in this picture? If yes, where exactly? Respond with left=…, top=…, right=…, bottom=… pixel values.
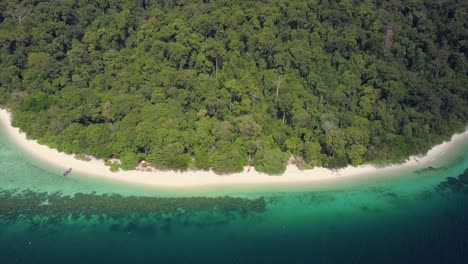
left=1, top=108, right=467, bottom=188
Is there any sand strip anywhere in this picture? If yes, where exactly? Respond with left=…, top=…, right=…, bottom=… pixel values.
left=1, top=108, right=466, bottom=188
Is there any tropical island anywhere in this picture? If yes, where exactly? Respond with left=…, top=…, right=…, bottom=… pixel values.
left=0, top=0, right=467, bottom=176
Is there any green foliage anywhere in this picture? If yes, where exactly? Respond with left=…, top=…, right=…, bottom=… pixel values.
left=1, top=0, right=467, bottom=174
left=253, top=147, right=289, bottom=175
left=194, top=148, right=211, bottom=170
left=347, top=145, right=367, bottom=166
left=147, top=143, right=191, bottom=171
left=303, top=141, right=323, bottom=166
left=20, top=93, right=51, bottom=112
left=119, top=152, right=139, bottom=170
left=211, top=141, right=246, bottom=174
left=104, top=160, right=120, bottom=172
left=74, top=154, right=91, bottom=162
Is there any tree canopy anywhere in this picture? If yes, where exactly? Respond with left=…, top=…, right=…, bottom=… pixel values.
left=0, top=0, right=467, bottom=174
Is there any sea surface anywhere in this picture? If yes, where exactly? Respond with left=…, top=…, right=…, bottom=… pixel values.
left=1, top=126, right=467, bottom=263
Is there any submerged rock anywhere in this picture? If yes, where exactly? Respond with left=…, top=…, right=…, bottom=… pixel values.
left=0, top=189, right=267, bottom=223
left=436, top=169, right=468, bottom=193
left=458, top=169, right=468, bottom=184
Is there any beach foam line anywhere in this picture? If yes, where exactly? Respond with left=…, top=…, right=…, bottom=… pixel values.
left=1, top=108, right=467, bottom=188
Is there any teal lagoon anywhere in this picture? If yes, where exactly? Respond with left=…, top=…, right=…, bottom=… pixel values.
left=1, top=126, right=468, bottom=263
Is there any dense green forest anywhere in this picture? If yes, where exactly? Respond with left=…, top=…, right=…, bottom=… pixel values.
left=0, top=0, right=467, bottom=174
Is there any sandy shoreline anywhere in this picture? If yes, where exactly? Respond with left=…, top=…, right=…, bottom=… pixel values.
left=1, top=108, right=467, bottom=188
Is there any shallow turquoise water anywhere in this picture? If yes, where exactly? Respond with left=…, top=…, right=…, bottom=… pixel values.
left=1, top=125, right=467, bottom=263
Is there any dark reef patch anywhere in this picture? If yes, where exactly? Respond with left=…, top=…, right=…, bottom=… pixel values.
left=0, top=189, right=267, bottom=225
left=414, top=166, right=448, bottom=174
left=436, top=168, right=468, bottom=193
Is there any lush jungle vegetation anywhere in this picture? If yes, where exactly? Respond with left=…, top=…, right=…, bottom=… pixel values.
left=0, top=0, right=467, bottom=174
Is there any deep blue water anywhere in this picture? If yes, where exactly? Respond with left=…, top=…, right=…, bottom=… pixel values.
left=1, top=187, right=467, bottom=263
left=1, top=127, right=468, bottom=263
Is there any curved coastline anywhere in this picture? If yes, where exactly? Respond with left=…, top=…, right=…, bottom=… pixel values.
left=1, top=108, right=467, bottom=188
